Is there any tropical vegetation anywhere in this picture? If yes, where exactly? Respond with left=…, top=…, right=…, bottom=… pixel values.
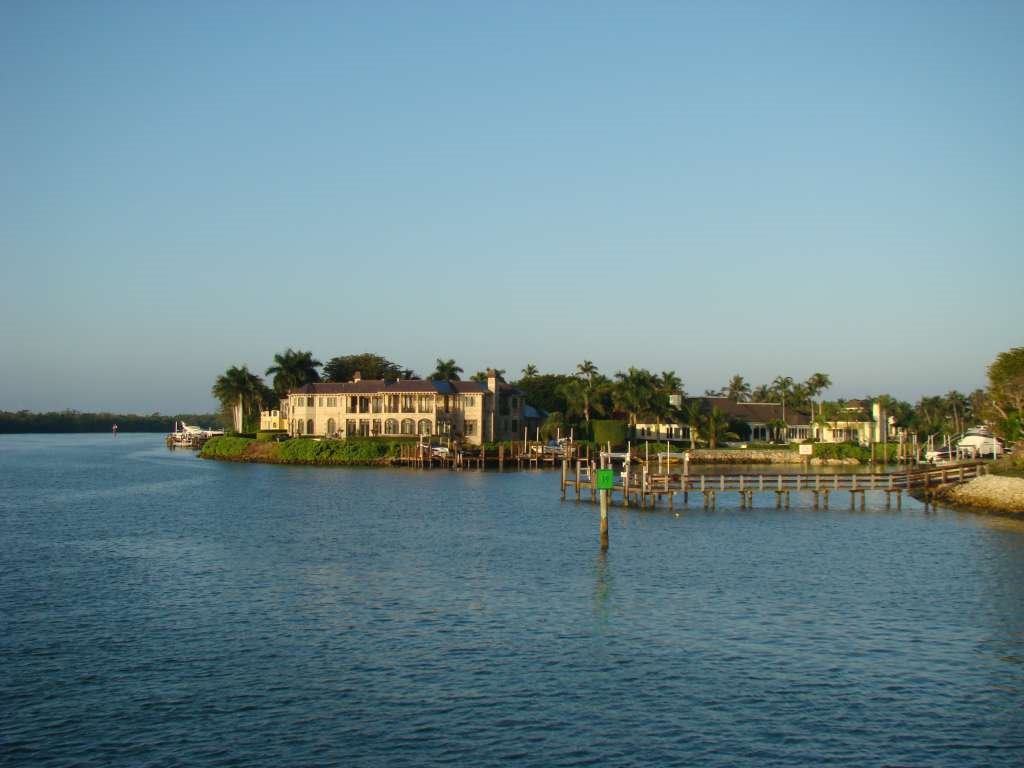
left=0, top=410, right=222, bottom=434
left=204, top=347, right=1021, bottom=451
left=323, top=353, right=414, bottom=382
left=212, top=365, right=274, bottom=433
left=265, top=348, right=321, bottom=395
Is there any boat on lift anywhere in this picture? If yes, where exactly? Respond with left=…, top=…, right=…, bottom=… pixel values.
left=925, top=426, right=1004, bottom=463
left=167, top=421, right=224, bottom=448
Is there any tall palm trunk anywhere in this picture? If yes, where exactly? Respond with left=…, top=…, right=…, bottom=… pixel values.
left=234, top=395, right=243, bottom=433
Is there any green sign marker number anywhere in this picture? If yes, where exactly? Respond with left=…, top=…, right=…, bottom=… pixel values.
left=596, top=469, right=614, bottom=490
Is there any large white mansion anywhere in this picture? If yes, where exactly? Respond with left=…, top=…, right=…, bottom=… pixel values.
left=260, top=369, right=534, bottom=446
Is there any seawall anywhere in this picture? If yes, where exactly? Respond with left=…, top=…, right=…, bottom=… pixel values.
left=689, top=449, right=859, bottom=466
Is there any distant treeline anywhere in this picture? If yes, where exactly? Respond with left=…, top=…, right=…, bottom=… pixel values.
left=0, top=410, right=224, bottom=434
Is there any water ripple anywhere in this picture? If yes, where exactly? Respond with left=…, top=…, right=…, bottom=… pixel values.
left=2, top=435, right=1023, bottom=766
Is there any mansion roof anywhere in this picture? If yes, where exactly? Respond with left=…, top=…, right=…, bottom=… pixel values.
left=693, top=397, right=812, bottom=426
left=290, top=379, right=523, bottom=396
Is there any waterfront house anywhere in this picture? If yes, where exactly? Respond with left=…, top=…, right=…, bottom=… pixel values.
left=635, top=398, right=812, bottom=444
left=261, top=369, right=529, bottom=446
left=813, top=400, right=893, bottom=446
left=634, top=396, right=890, bottom=447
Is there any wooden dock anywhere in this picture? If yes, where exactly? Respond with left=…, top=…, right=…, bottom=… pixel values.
left=559, top=460, right=989, bottom=510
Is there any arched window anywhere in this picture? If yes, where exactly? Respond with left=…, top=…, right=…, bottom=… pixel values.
left=326, top=418, right=336, bottom=436
left=401, top=419, right=415, bottom=435
left=385, top=419, right=399, bottom=435
left=307, top=419, right=314, bottom=435
left=417, top=419, right=432, bottom=436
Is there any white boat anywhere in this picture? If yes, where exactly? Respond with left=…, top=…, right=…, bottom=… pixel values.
left=167, top=421, right=224, bottom=447
left=925, top=426, right=1003, bottom=462
left=956, top=426, right=1004, bottom=458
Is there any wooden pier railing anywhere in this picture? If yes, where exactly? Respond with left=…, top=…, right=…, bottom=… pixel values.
left=559, top=460, right=988, bottom=510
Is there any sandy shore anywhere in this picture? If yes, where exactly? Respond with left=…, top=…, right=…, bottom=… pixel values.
left=932, top=474, right=1024, bottom=515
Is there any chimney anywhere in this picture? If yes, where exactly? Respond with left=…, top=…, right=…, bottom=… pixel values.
left=352, top=371, right=362, bottom=382
left=486, top=368, right=498, bottom=393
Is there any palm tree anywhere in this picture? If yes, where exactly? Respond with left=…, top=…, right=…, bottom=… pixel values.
left=683, top=400, right=704, bottom=449
left=703, top=407, right=738, bottom=449
left=805, top=372, right=832, bottom=400
left=725, top=374, right=751, bottom=402
left=803, top=372, right=832, bottom=429
left=751, top=384, right=772, bottom=402
left=913, top=395, right=947, bottom=438
left=521, top=363, right=539, bottom=378
left=576, top=360, right=598, bottom=383
left=560, top=376, right=607, bottom=425
left=767, top=417, right=788, bottom=444
left=945, top=390, right=969, bottom=435
left=811, top=406, right=832, bottom=442
left=790, top=383, right=811, bottom=409
left=212, top=365, right=267, bottom=432
left=771, top=376, right=795, bottom=419
left=430, top=358, right=463, bottom=380
left=660, top=370, right=682, bottom=396
left=265, top=348, right=321, bottom=396
left=613, top=368, right=661, bottom=427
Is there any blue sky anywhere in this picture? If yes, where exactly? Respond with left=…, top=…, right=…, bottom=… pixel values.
left=2, top=1, right=1021, bottom=413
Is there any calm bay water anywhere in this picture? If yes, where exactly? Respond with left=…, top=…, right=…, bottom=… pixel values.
left=2, top=434, right=1023, bottom=766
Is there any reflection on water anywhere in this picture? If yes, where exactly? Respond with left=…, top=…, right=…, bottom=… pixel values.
left=593, top=550, right=612, bottom=622
left=2, top=434, right=1024, bottom=767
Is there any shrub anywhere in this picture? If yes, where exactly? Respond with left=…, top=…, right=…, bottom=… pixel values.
left=276, top=438, right=408, bottom=464
left=592, top=420, right=628, bottom=449
left=812, top=442, right=869, bottom=462
left=200, top=436, right=254, bottom=459
left=256, top=430, right=287, bottom=442
left=869, top=443, right=899, bottom=462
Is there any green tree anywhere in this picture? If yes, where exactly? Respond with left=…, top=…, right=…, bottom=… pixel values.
left=430, top=358, right=463, bottom=381
left=540, top=411, right=566, bottom=440
left=517, top=374, right=575, bottom=414
left=323, top=353, right=409, bottom=382
left=944, top=390, right=970, bottom=435
left=770, top=376, right=796, bottom=417
left=725, top=374, right=751, bottom=402
left=613, top=367, right=661, bottom=426
left=521, top=363, right=539, bottom=378
left=660, top=370, right=682, bottom=396
left=560, top=375, right=608, bottom=426
left=767, top=417, right=788, bottom=444
left=576, top=360, right=598, bottom=383
left=751, top=384, right=772, bottom=402
left=805, top=372, right=832, bottom=400
left=912, top=395, right=948, bottom=438
left=682, top=400, right=704, bottom=449
left=212, top=365, right=268, bottom=433
left=265, top=348, right=321, bottom=396
left=703, top=407, right=738, bottom=449
left=790, top=383, right=812, bottom=409
left=988, top=347, right=1024, bottom=420
left=470, top=368, right=505, bottom=383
